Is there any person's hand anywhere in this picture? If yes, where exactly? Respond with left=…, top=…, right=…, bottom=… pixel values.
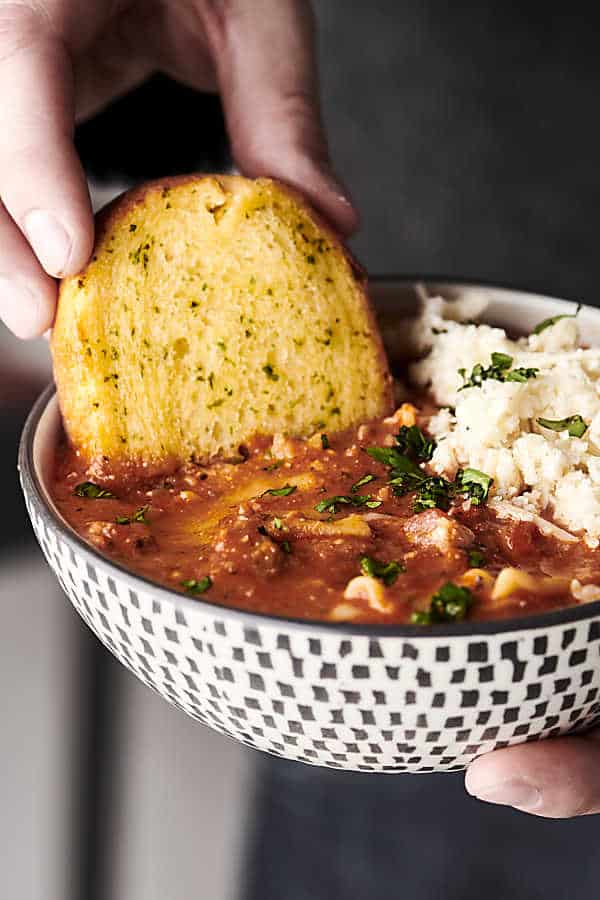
left=466, top=727, right=600, bottom=817
left=0, top=0, right=357, bottom=339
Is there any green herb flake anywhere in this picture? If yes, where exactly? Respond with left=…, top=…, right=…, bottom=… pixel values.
left=314, top=495, right=352, bottom=514
left=315, top=493, right=382, bottom=514
left=129, top=223, right=137, bottom=232
left=411, top=582, right=473, bottom=625
left=281, top=540, right=292, bottom=554
left=74, top=482, right=115, bottom=499
left=359, top=555, right=405, bottom=586
left=459, top=353, right=539, bottom=390
left=505, top=367, right=540, bottom=383
left=366, top=446, right=422, bottom=476
left=262, top=485, right=297, bottom=497
left=351, top=473, right=376, bottom=492
left=262, top=364, right=279, bottom=381
left=369, top=441, right=493, bottom=513
left=468, top=549, right=487, bottom=568
left=455, top=468, right=493, bottom=506
left=395, top=425, right=436, bottom=461
left=320, top=434, right=330, bottom=450
left=129, top=239, right=152, bottom=270
left=181, top=576, right=212, bottom=595
left=273, top=517, right=283, bottom=530
left=532, top=304, right=581, bottom=335
left=116, top=506, right=149, bottom=526
left=537, top=414, right=588, bottom=438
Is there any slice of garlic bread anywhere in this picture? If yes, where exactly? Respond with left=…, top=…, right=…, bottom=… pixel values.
left=52, top=175, right=392, bottom=477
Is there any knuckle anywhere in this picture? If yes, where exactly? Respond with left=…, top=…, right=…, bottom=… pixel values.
left=0, top=3, right=46, bottom=63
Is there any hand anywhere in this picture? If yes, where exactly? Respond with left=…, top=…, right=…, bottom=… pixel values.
left=0, top=0, right=357, bottom=339
left=466, top=727, right=600, bottom=817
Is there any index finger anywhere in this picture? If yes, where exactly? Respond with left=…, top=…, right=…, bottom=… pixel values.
left=200, top=0, right=359, bottom=236
left=0, top=4, right=93, bottom=281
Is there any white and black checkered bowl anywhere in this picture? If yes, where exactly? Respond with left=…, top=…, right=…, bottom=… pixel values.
left=19, top=279, right=600, bottom=773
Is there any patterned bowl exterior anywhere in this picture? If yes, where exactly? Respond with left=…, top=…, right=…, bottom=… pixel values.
left=19, top=280, right=600, bottom=773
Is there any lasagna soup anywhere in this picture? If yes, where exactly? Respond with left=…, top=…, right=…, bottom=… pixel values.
left=50, top=292, right=600, bottom=625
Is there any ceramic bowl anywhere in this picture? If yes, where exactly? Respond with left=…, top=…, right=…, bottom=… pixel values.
left=19, top=279, right=600, bottom=773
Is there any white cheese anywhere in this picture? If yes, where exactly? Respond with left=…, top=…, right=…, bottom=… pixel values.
left=411, top=294, right=600, bottom=544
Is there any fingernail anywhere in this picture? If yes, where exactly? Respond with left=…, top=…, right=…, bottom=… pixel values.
left=469, top=778, right=543, bottom=811
left=0, top=275, right=41, bottom=339
left=24, top=210, right=72, bottom=277
left=323, top=171, right=357, bottom=209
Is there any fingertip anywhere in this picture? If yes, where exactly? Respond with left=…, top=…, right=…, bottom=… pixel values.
left=0, top=273, right=56, bottom=339
left=301, top=165, right=361, bottom=237
left=23, top=208, right=94, bottom=279
left=236, top=144, right=360, bottom=238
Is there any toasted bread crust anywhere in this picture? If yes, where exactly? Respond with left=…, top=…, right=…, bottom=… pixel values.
left=52, top=175, right=392, bottom=481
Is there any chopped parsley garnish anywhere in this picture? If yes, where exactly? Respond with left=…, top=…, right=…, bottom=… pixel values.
left=468, top=548, right=486, bottom=568
left=314, top=494, right=382, bottom=514
left=454, top=468, right=493, bottom=506
left=74, top=482, right=115, bottom=499
left=537, top=415, right=588, bottom=438
left=314, top=495, right=351, bottom=513
left=115, top=506, right=149, bottom=525
left=409, top=476, right=455, bottom=513
left=359, top=555, right=405, bottom=586
left=351, top=473, right=377, bottom=492
left=262, top=484, right=297, bottom=497
left=181, top=576, right=212, bottom=595
left=320, top=434, right=330, bottom=450
left=281, top=540, right=292, bottom=554
left=411, top=582, right=473, bottom=625
left=532, top=304, right=581, bottom=335
left=366, top=446, right=423, bottom=476
left=459, top=353, right=539, bottom=390
left=394, top=425, right=436, bottom=461
left=272, top=517, right=283, bottom=530
left=368, top=443, right=493, bottom=513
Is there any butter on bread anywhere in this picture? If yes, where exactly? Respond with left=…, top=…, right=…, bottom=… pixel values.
left=52, top=175, right=392, bottom=477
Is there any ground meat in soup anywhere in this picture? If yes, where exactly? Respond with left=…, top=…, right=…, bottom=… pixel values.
left=51, top=404, right=600, bottom=625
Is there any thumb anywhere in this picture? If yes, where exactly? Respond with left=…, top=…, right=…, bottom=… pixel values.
left=201, top=0, right=359, bottom=236
left=465, top=729, right=600, bottom=818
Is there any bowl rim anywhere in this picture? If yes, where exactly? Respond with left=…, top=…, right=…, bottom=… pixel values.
left=20, top=275, right=600, bottom=638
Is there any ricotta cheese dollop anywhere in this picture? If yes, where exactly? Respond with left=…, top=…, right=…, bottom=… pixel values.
left=410, top=292, right=600, bottom=546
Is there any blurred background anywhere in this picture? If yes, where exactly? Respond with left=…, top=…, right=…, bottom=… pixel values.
left=3, top=3, right=600, bottom=898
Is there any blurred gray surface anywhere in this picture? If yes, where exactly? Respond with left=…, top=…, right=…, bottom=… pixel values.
left=0, top=553, right=81, bottom=900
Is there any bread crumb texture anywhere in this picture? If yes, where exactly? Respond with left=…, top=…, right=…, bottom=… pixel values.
left=411, top=292, right=600, bottom=546
left=52, top=176, right=391, bottom=476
